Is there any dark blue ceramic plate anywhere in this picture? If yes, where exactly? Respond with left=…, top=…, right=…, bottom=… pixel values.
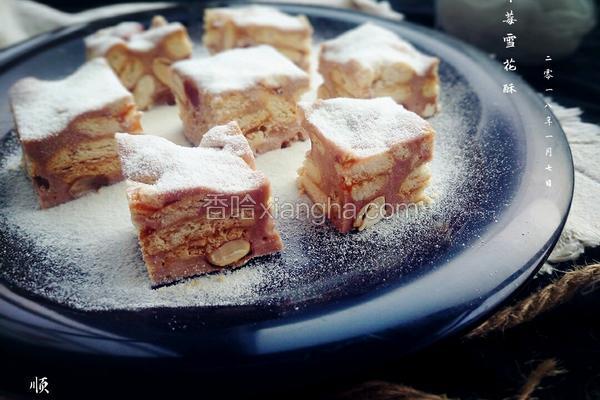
left=0, top=2, right=573, bottom=369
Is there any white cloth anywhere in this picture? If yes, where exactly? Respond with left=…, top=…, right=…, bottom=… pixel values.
left=545, top=100, right=600, bottom=264
left=0, top=1, right=597, bottom=268
left=0, top=0, right=402, bottom=48
left=0, top=1, right=173, bottom=48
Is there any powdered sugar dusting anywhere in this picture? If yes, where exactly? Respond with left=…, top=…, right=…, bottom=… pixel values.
left=301, top=97, right=430, bottom=157
left=0, top=35, right=507, bottom=311
left=0, top=172, right=265, bottom=308
left=84, top=21, right=143, bottom=56
left=85, top=20, right=186, bottom=55
left=200, top=122, right=254, bottom=162
left=172, top=45, right=309, bottom=94
left=321, top=23, right=437, bottom=76
left=116, top=133, right=264, bottom=195
left=127, top=22, right=186, bottom=52
left=208, top=5, right=308, bottom=31
left=9, top=58, right=132, bottom=142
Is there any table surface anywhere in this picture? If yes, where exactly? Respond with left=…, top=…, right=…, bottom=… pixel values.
left=1, top=1, right=598, bottom=399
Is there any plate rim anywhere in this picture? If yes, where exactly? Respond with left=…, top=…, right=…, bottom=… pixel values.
left=0, top=1, right=574, bottom=362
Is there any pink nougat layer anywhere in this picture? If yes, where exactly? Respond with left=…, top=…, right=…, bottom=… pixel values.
left=301, top=128, right=434, bottom=233
left=19, top=105, right=142, bottom=209
left=319, top=57, right=440, bottom=117
left=143, top=217, right=281, bottom=285
left=128, top=183, right=282, bottom=286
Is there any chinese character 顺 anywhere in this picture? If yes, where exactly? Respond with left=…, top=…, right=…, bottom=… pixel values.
left=29, top=377, right=50, bottom=394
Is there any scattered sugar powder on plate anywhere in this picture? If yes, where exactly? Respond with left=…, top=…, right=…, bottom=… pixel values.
left=0, top=52, right=506, bottom=311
